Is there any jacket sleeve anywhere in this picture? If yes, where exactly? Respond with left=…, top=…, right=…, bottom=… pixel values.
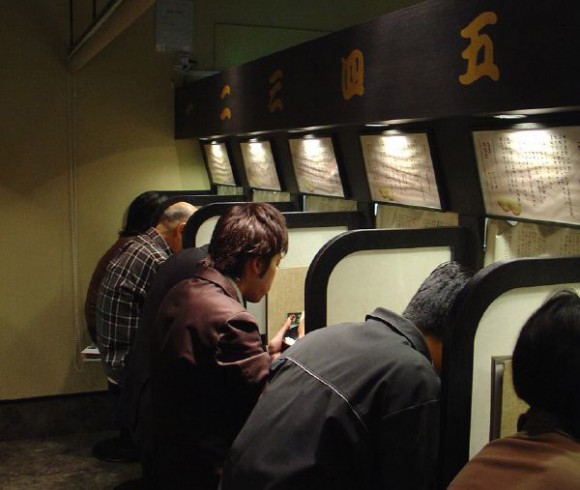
left=216, top=311, right=271, bottom=385
left=212, top=311, right=272, bottom=440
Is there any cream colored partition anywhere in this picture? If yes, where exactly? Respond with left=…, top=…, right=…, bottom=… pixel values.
left=195, top=215, right=220, bottom=247
left=327, top=247, right=452, bottom=325
left=304, top=227, right=474, bottom=335
left=265, top=226, right=349, bottom=339
left=469, top=283, right=580, bottom=457
left=283, top=227, right=347, bottom=267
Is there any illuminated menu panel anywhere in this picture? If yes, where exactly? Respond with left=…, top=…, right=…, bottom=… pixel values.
left=473, top=127, right=580, bottom=225
left=240, top=141, right=282, bottom=191
left=204, top=142, right=236, bottom=186
left=289, top=137, right=344, bottom=198
left=360, top=133, right=442, bottom=210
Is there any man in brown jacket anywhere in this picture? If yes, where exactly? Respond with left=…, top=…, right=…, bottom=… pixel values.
left=149, top=203, right=291, bottom=489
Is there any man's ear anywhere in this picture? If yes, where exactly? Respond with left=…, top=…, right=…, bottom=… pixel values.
left=240, top=256, right=260, bottom=282
left=249, top=256, right=263, bottom=276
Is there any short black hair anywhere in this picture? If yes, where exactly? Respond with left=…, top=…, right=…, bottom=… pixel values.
left=402, top=261, right=472, bottom=339
left=513, top=289, right=580, bottom=434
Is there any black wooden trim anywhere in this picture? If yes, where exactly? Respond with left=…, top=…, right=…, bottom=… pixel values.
left=282, top=211, right=369, bottom=231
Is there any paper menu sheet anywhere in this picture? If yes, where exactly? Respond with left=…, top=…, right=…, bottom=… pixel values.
left=289, top=137, right=344, bottom=197
left=474, top=127, right=580, bottom=226
left=376, top=205, right=458, bottom=229
left=485, top=219, right=580, bottom=265
left=240, top=141, right=281, bottom=191
left=204, top=143, right=236, bottom=186
left=360, top=133, right=442, bottom=210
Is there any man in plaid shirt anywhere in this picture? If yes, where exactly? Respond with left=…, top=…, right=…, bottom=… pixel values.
left=96, top=200, right=197, bottom=387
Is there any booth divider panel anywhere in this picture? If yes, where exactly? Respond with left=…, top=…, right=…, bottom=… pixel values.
left=327, top=246, right=452, bottom=326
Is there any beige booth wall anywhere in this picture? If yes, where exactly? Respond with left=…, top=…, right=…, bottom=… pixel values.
left=0, top=2, right=208, bottom=401
left=327, top=247, right=453, bottom=326
left=266, top=226, right=351, bottom=340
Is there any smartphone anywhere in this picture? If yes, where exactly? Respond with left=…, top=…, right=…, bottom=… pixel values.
left=284, top=311, right=303, bottom=345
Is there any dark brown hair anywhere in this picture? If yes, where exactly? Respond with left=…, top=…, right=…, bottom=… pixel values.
left=201, top=203, right=288, bottom=278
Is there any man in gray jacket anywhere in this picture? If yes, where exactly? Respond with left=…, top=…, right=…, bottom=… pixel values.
left=221, top=261, right=472, bottom=490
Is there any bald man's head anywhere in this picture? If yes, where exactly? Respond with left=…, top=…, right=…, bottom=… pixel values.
left=156, top=201, right=197, bottom=252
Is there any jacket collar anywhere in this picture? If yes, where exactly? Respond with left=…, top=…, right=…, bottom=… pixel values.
left=193, top=265, right=241, bottom=303
left=225, top=276, right=243, bottom=304
left=365, top=307, right=432, bottom=362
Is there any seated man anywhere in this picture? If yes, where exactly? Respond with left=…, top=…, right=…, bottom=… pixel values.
left=221, top=261, right=472, bottom=490
left=118, top=244, right=210, bottom=485
left=93, top=200, right=196, bottom=462
left=150, top=203, right=293, bottom=489
left=448, top=289, right=580, bottom=489
left=96, top=200, right=197, bottom=387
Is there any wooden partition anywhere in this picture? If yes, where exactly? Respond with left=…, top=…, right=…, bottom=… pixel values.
left=439, top=256, right=580, bottom=487
left=304, top=227, right=478, bottom=332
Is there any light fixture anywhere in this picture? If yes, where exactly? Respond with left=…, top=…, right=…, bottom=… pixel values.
left=493, top=114, right=527, bottom=120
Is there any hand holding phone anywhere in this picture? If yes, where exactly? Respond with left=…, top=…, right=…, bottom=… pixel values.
left=284, top=311, right=304, bottom=346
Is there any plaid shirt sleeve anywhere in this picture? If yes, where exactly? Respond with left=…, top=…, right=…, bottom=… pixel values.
left=96, top=230, right=170, bottom=384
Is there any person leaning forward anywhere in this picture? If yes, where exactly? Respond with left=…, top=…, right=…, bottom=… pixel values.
left=96, top=200, right=197, bottom=387
left=149, top=202, right=293, bottom=490
left=221, top=261, right=473, bottom=490
left=85, top=191, right=168, bottom=344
